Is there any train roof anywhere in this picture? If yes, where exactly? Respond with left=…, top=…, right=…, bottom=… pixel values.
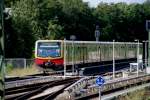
left=36, top=40, right=142, bottom=45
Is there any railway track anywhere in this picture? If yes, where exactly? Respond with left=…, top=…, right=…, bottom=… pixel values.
left=64, top=74, right=150, bottom=100
left=5, top=69, right=124, bottom=89
left=5, top=69, right=124, bottom=100
left=4, top=59, right=137, bottom=100
left=5, top=77, right=79, bottom=100
left=5, top=71, right=64, bottom=82
left=77, top=80, right=150, bottom=100
left=5, top=58, right=135, bottom=83
left=29, top=82, right=74, bottom=100
left=5, top=73, right=45, bottom=82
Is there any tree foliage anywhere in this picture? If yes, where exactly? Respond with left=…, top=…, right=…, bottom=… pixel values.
left=5, top=0, right=39, bottom=58
left=4, top=0, right=150, bottom=58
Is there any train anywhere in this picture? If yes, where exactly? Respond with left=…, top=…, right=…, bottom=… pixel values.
left=35, top=40, right=143, bottom=71
left=35, top=40, right=63, bottom=70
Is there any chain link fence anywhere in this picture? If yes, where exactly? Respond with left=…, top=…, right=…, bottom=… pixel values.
left=5, top=58, right=35, bottom=68
left=5, top=58, right=39, bottom=77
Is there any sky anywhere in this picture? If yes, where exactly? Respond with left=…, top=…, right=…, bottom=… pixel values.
left=83, top=0, right=146, bottom=7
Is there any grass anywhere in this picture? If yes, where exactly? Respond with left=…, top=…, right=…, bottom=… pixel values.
left=116, top=88, right=150, bottom=100
left=6, top=65, right=40, bottom=77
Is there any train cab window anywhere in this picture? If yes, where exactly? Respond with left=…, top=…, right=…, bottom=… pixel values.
left=37, top=42, right=61, bottom=58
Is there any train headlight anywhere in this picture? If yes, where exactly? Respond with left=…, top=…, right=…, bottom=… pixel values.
left=44, top=61, right=55, bottom=67
left=45, top=62, right=51, bottom=67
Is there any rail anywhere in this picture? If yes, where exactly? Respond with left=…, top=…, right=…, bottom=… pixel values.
left=64, top=74, right=150, bottom=99
left=5, top=76, right=73, bottom=89
left=5, top=77, right=79, bottom=100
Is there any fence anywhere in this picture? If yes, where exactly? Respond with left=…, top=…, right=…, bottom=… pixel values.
left=5, top=58, right=37, bottom=76
left=5, top=58, right=35, bottom=68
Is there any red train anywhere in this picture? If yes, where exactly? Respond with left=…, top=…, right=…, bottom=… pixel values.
left=35, top=40, right=142, bottom=71
left=35, top=40, right=64, bottom=70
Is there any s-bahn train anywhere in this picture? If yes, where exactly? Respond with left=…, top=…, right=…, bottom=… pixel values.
left=35, top=40, right=143, bottom=70
left=35, top=40, right=63, bottom=69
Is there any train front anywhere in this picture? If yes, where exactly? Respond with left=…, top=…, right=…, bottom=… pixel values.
left=35, top=40, right=63, bottom=69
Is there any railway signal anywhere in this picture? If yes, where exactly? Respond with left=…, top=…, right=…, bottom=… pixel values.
left=96, top=76, right=105, bottom=100
left=95, top=25, right=100, bottom=41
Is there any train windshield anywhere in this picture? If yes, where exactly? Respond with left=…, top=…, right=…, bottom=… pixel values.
left=37, top=42, right=61, bottom=58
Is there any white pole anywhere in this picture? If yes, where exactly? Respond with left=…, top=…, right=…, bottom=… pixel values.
left=113, top=40, right=115, bottom=79
left=64, top=39, right=66, bottom=78
left=145, top=41, right=147, bottom=73
left=72, top=40, right=74, bottom=75
left=99, top=87, right=101, bottom=100
left=137, top=40, right=139, bottom=76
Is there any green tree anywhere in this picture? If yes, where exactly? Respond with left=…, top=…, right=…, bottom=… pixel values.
left=58, top=0, right=96, bottom=40
left=47, top=20, right=64, bottom=39
left=94, top=2, right=150, bottom=41
left=6, top=0, right=40, bottom=58
left=4, top=0, right=150, bottom=58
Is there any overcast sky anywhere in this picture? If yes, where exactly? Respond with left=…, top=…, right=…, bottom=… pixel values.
left=83, top=0, right=146, bottom=7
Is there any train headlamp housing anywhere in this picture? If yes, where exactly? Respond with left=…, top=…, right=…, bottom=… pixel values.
left=45, top=62, right=53, bottom=67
